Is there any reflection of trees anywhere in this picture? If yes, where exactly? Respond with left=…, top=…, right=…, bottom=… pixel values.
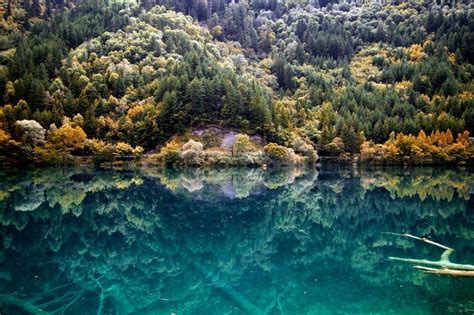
left=146, top=167, right=315, bottom=200
left=0, top=166, right=472, bottom=314
left=358, top=166, right=473, bottom=201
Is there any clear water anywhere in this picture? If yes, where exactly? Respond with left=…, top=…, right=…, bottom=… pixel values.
left=0, top=166, right=473, bottom=314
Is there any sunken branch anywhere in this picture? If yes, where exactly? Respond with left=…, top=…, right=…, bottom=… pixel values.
left=386, top=233, right=474, bottom=277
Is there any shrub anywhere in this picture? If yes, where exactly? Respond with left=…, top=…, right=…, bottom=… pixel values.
left=181, top=140, right=205, bottom=166
left=239, top=151, right=265, bottom=166
left=292, top=137, right=318, bottom=162
left=200, top=130, right=222, bottom=148
left=87, top=139, right=116, bottom=165
left=205, top=150, right=232, bottom=166
left=264, top=143, right=294, bottom=165
left=233, top=134, right=254, bottom=156
left=115, top=142, right=134, bottom=159
left=157, top=140, right=181, bottom=166
left=132, top=146, right=144, bottom=160
left=323, top=137, right=345, bottom=156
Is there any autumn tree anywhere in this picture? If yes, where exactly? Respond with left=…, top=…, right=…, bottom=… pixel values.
left=15, top=120, right=46, bottom=148
left=233, top=134, right=253, bottom=156
left=34, top=121, right=87, bottom=164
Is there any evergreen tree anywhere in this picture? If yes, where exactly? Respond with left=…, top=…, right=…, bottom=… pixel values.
left=341, top=126, right=359, bottom=154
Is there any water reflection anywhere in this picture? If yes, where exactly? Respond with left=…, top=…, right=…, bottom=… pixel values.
left=0, top=166, right=473, bottom=314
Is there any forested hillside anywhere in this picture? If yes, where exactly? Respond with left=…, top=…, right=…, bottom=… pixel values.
left=0, top=0, right=473, bottom=165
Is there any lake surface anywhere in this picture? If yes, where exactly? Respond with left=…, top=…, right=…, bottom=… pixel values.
left=0, top=166, right=473, bottom=314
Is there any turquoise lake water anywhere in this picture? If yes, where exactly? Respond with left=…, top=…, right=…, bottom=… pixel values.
left=0, top=166, right=473, bottom=314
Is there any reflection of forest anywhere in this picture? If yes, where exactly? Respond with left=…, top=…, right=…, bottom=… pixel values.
left=0, top=166, right=473, bottom=314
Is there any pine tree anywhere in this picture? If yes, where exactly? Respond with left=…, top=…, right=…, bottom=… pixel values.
left=341, top=126, right=359, bottom=154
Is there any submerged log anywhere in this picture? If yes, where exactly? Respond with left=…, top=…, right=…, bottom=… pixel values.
left=386, top=233, right=474, bottom=277
left=191, top=262, right=265, bottom=314
left=388, top=256, right=474, bottom=271
left=0, top=294, right=50, bottom=315
left=414, top=266, right=474, bottom=277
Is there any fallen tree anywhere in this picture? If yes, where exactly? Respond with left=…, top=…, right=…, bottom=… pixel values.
left=386, top=233, right=474, bottom=277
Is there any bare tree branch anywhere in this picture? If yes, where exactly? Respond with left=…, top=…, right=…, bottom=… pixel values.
left=386, top=233, right=474, bottom=277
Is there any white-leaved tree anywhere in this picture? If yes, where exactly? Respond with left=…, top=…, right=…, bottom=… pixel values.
left=15, top=120, right=46, bottom=147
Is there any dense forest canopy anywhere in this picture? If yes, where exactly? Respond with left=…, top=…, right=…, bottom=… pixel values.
left=0, top=0, right=473, bottom=164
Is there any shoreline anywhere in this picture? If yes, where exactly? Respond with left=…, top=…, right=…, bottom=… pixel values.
left=1, top=156, right=472, bottom=170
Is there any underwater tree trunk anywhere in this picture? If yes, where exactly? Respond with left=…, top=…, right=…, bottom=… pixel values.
left=414, top=266, right=474, bottom=276
left=0, top=294, right=50, bottom=314
left=191, top=262, right=266, bottom=314
left=387, top=233, right=474, bottom=277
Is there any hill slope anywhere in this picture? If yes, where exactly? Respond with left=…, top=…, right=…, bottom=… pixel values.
left=0, top=0, right=473, bottom=165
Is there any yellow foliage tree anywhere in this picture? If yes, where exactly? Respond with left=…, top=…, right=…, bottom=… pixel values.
left=49, top=123, right=87, bottom=151
left=34, top=122, right=87, bottom=164
left=360, top=129, right=472, bottom=165
left=233, top=134, right=254, bottom=156
left=0, top=127, right=10, bottom=144
left=157, top=140, right=181, bottom=166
